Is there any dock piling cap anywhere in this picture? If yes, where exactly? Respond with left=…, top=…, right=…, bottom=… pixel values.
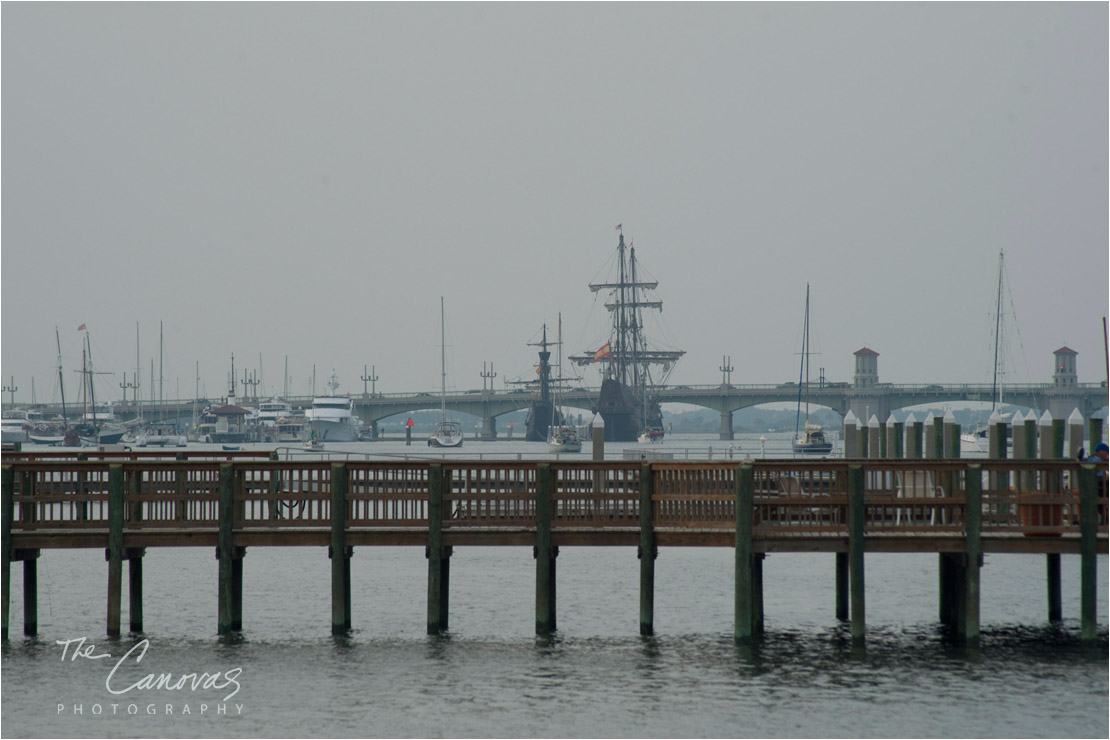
left=592, top=414, right=604, bottom=427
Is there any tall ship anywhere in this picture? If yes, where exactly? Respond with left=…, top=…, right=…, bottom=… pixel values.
left=522, top=324, right=561, bottom=442
left=570, top=227, right=684, bottom=442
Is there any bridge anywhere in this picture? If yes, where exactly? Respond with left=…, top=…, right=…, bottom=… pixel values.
left=20, top=381, right=1106, bottom=440
left=12, top=347, right=1106, bottom=439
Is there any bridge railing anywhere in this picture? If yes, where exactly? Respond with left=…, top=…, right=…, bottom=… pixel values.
left=4, top=459, right=1105, bottom=539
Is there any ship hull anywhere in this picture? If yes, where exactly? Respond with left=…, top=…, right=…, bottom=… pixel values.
left=596, top=379, right=662, bottom=442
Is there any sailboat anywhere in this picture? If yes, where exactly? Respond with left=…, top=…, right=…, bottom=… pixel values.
left=792, top=285, right=833, bottom=455
left=28, top=328, right=71, bottom=445
left=73, top=330, right=127, bottom=445
left=961, top=250, right=1014, bottom=455
left=570, top=226, right=684, bottom=442
left=546, top=314, right=582, bottom=454
left=428, top=297, right=464, bottom=448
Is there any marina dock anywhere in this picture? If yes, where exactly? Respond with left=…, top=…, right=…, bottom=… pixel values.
left=1, top=450, right=1105, bottom=646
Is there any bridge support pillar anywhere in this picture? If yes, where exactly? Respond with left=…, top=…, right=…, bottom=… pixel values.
left=719, top=411, right=733, bottom=441
left=480, top=416, right=497, bottom=441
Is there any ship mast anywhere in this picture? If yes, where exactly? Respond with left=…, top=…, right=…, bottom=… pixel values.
left=572, top=227, right=682, bottom=375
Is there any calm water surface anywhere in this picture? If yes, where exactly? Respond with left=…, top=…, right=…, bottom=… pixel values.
left=2, top=434, right=1107, bottom=738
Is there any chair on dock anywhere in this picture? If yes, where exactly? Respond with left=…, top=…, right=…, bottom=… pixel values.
left=896, top=471, right=944, bottom=525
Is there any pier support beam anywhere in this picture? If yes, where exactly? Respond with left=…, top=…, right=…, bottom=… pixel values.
left=962, top=465, right=982, bottom=645
left=719, top=411, right=733, bottom=441
left=127, top=549, right=145, bottom=633
left=734, top=463, right=757, bottom=643
left=638, top=464, right=656, bottom=636
left=2, top=466, right=12, bottom=640
left=1079, top=464, right=1099, bottom=642
left=835, top=552, right=849, bottom=621
left=331, top=464, right=352, bottom=634
left=535, top=464, right=556, bottom=634
left=107, top=465, right=124, bottom=637
left=848, top=465, right=865, bottom=646
left=427, top=464, right=451, bottom=634
left=217, top=463, right=244, bottom=635
left=1046, top=555, right=1063, bottom=623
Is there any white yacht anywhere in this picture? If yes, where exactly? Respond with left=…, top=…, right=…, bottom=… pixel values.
left=2, top=411, right=31, bottom=444
left=305, top=372, right=359, bottom=442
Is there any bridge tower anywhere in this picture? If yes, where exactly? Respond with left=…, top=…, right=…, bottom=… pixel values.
left=853, top=347, right=879, bottom=388
left=849, top=347, right=887, bottom=423
left=1047, top=346, right=1085, bottom=419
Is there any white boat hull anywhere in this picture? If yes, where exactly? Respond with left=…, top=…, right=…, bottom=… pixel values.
left=310, top=419, right=358, bottom=442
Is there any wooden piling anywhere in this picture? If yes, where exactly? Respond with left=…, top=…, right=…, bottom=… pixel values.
left=835, top=552, right=848, bottom=621
left=535, top=463, right=556, bottom=634
left=963, top=465, right=982, bottom=646
left=427, top=464, right=450, bottom=634
left=217, top=462, right=238, bottom=635
left=848, top=465, right=865, bottom=645
left=1089, top=417, right=1104, bottom=456
left=1079, top=464, right=1098, bottom=642
left=107, top=464, right=124, bottom=637
left=638, top=463, right=655, bottom=636
left=2, top=466, right=12, bottom=640
left=331, top=463, right=351, bottom=634
left=128, top=550, right=144, bottom=633
left=734, top=463, right=755, bottom=643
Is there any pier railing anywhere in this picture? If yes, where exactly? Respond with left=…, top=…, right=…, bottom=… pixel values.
left=3, top=454, right=1105, bottom=642
left=5, top=458, right=1106, bottom=543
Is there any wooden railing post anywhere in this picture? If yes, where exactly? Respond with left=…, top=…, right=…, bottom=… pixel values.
left=848, top=465, right=865, bottom=646
left=639, top=463, right=655, bottom=636
left=734, top=463, right=755, bottom=643
left=331, top=463, right=351, bottom=634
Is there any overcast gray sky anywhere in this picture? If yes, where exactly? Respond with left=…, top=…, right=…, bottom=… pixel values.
left=3, top=2, right=1107, bottom=405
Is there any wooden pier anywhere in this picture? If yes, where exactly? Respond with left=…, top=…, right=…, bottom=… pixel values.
left=2, top=450, right=1105, bottom=646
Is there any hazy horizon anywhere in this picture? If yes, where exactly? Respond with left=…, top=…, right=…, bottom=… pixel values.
left=3, top=3, right=1107, bottom=406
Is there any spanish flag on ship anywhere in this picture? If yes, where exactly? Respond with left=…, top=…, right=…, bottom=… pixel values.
left=593, top=343, right=611, bottom=361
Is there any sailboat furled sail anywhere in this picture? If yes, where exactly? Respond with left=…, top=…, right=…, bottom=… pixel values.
left=570, top=227, right=684, bottom=442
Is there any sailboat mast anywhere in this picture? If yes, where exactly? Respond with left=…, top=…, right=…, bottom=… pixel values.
left=86, top=333, right=97, bottom=425
left=616, top=232, right=628, bottom=385
left=794, top=284, right=810, bottom=438
left=991, top=250, right=1004, bottom=410
left=56, top=328, right=68, bottom=426
left=440, top=296, right=447, bottom=419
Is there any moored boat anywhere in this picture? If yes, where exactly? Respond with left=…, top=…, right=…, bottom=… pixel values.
left=792, top=284, right=833, bottom=456
left=428, top=298, right=464, bottom=448
left=305, top=373, right=359, bottom=443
